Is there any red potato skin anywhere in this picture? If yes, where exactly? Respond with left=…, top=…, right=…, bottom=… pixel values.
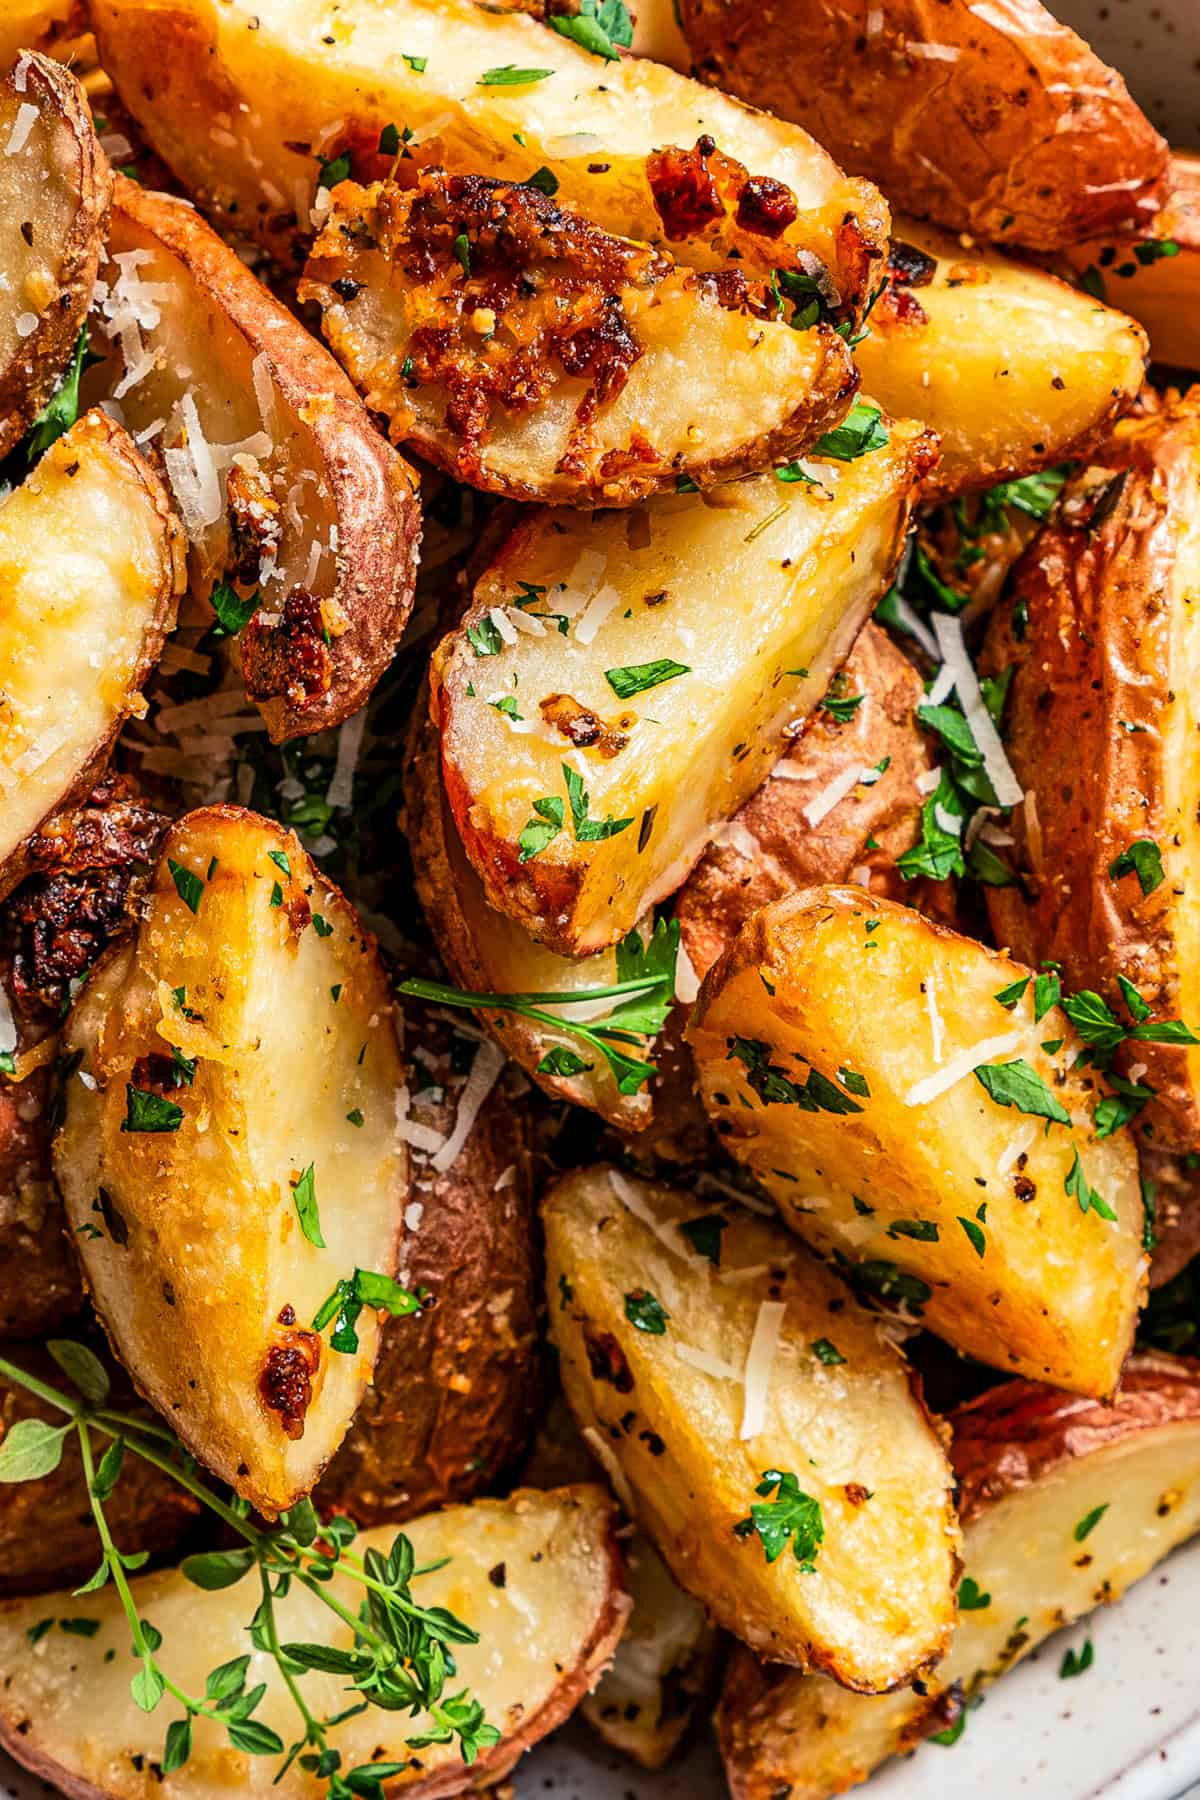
left=107, top=175, right=422, bottom=744
left=675, top=622, right=932, bottom=983
left=678, top=0, right=1169, bottom=253
left=985, top=394, right=1200, bottom=1150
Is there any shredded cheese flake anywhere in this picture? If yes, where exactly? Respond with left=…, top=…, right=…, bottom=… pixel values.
left=430, top=1038, right=505, bottom=1173
left=903, top=1030, right=1021, bottom=1107
left=674, top=1342, right=742, bottom=1383
left=804, top=764, right=869, bottom=827
left=740, top=1301, right=786, bottom=1440
left=933, top=614, right=1023, bottom=807
left=5, top=103, right=38, bottom=156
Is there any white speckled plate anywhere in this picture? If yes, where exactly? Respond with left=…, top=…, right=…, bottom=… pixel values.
left=3, top=6, right=1199, bottom=1800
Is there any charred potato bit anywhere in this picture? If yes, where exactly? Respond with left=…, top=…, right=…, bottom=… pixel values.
left=0, top=410, right=184, bottom=898
left=433, top=415, right=935, bottom=957
left=0, top=52, right=110, bottom=461
left=717, top=1354, right=1200, bottom=1800
left=688, top=887, right=1146, bottom=1395
left=301, top=169, right=857, bottom=506
left=986, top=394, right=1200, bottom=1151
left=675, top=622, right=934, bottom=983
left=856, top=219, right=1149, bottom=497
left=90, top=0, right=890, bottom=310
left=0, top=1487, right=631, bottom=1800
left=679, top=0, right=1169, bottom=253
left=90, top=174, right=421, bottom=741
left=53, top=806, right=410, bottom=1516
left=545, top=1165, right=960, bottom=1689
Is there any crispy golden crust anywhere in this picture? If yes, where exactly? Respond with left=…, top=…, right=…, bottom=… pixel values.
left=985, top=393, right=1200, bottom=1150
left=301, top=169, right=857, bottom=507
left=675, top=623, right=931, bottom=983
left=105, top=175, right=422, bottom=743
left=0, top=54, right=110, bottom=461
left=0, top=1347, right=200, bottom=1595
left=679, top=0, right=1168, bottom=253
left=317, top=1011, right=540, bottom=1524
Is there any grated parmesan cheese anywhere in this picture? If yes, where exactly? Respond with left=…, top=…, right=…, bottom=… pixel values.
left=804, top=764, right=869, bottom=827
left=430, top=1038, right=505, bottom=1173
left=925, top=970, right=944, bottom=1064
left=916, top=766, right=942, bottom=796
left=926, top=661, right=956, bottom=706
left=740, top=1301, right=786, bottom=1439
left=488, top=606, right=518, bottom=647
left=996, top=1121, right=1037, bottom=1176
left=14, top=312, right=37, bottom=339
left=674, top=1342, right=742, bottom=1383
left=933, top=614, right=1023, bottom=807
left=608, top=1170, right=708, bottom=1269
left=5, top=103, right=38, bottom=157
left=326, top=708, right=367, bottom=811
left=907, top=40, right=960, bottom=57
left=394, top=1086, right=447, bottom=1156
left=888, top=592, right=940, bottom=659
left=674, top=939, right=700, bottom=1005
left=574, top=583, right=621, bottom=646
left=0, top=982, right=15, bottom=1056
left=903, top=1030, right=1021, bottom=1107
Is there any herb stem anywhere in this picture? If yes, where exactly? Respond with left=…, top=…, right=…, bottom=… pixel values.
left=0, top=1354, right=80, bottom=1417
left=397, top=974, right=663, bottom=1010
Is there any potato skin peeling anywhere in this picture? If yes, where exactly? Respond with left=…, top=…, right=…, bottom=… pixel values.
left=53, top=805, right=410, bottom=1516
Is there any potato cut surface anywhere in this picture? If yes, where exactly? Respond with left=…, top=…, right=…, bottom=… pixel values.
left=0, top=1487, right=628, bottom=1800
left=53, top=806, right=409, bottom=1516
left=434, top=416, right=934, bottom=955
left=0, top=411, right=183, bottom=888
left=717, top=1355, right=1200, bottom=1800
left=856, top=221, right=1148, bottom=497
left=688, top=887, right=1146, bottom=1395
left=91, top=0, right=889, bottom=309
left=0, top=52, right=110, bottom=460
left=302, top=170, right=857, bottom=505
left=545, top=1165, right=959, bottom=1689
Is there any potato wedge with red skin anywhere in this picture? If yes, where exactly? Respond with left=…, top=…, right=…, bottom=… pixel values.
left=675, top=622, right=933, bottom=984
left=985, top=394, right=1200, bottom=1151
left=91, top=0, right=889, bottom=314
left=717, top=1354, right=1200, bottom=1800
left=855, top=221, right=1149, bottom=498
left=0, top=410, right=184, bottom=899
left=0, top=1485, right=630, bottom=1800
left=679, top=0, right=1168, bottom=254
left=688, top=887, right=1146, bottom=1396
left=545, top=1165, right=960, bottom=1690
left=89, top=174, right=420, bottom=742
left=301, top=170, right=858, bottom=507
left=433, top=416, right=935, bottom=958
left=317, top=1006, right=539, bottom=1524
left=53, top=806, right=410, bottom=1517
left=1063, top=153, right=1200, bottom=372
left=0, top=52, right=109, bottom=461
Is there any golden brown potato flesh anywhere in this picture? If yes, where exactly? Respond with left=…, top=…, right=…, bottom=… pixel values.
left=855, top=221, right=1148, bottom=497
left=317, top=1006, right=539, bottom=1523
left=716, top=1354, right=1200, bottom=1800
left=680, top=0, right=1168, bottom=254
left=688, top=887, right=1146, bottom=1396
left=1063, top=153, right=1200, bottom=372
left=90, top=174, right=421, bottom=742
left=0, top=1486, right=630, bottom=1800
left=675, top=622, right=933, bottom=983
left=581, top=1532, right=721, bottom=1769
left=0, top=5, right=76, bottom=69
left=0, top=52, right=109, bottom=461
left=301, top=170, right=858, bottom=507
left=544, top=1165, right=960, bottom=1690
left=985, top=394, right=1200, bottom=1152
left=52, top=806, right=410, bottom=1517
left=90, top=0, right=890, bottom=310
left=432, top=415, right=935, bottom=957
left=406, top=709, right=662, bottom=1131
left=0, top=1345, right=199, bottom=1596
left=0, top=410, right=184, bottom=896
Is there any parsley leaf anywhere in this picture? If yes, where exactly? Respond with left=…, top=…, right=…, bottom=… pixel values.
left=958, top=1575, right=991, bottom=1610
left=209, top=581, right=259, bottom=640
left=549, top=0, right=632, bottom=61
left=679, top=1213, right=727, bottom=1265
left=811, top=1338, right=846, bottom=1365
left=624, top=1290, right=669, bottom=1334
left=1108, top=838, right=1165, bottom=895
left=476, top=63, right=555, bottom=84
left=1074, top=1502, right=1109, bottom=1542
left=291, top=1165, right=324, bottom=1248
left=122, top=1086, right=184, bottom=1134
left=604, top=659, right=689, bottom=699
left=167, top=859, right=205, bottom=914
left=466, top=616, right=502, bottom=657
left=564, top=763, right=633, bottom=843
left=735, top=1471, right=824, bottom=1571
left=811, top=401, right=888, bottom=461
left=517, top=794, right=564, bottom=863
left=1065, top=1147, right=1117, bottom=1221
left=731, top=1037, right=863, bottom=1115
left=536, top=1045, right=593, bottom=1076
left=973, top=1059, right=1069, bottom=1124
left=1060, top=1639, right=1094, bottom=1679
left=23, top=324, right=97, bottom=461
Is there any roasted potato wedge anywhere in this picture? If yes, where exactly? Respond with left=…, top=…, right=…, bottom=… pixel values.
left=545, top=1165, right=960, bottom=1690
left=317, top=1006, right=538, bottom=1523
left=433, top=414, right=935, bottom=957
left=675, top=622, right=932, bottom=983
left=406, top=708, right=662, bottom=1131
left=0, top=1485, right=630, bottom=1800
left=301, top=170, right=857, bottom=507
left=90, top=174, right=421, bottom=742
left=0, top=410, right=184, bottom=897
left=985, top=394, right=1200, bottom=1151
left=717, top=1353, right=1200, bottom=1800
left=0, top=52, right=109, bottom=462
left=855, top=222, right=1148, bottom=497
left=53, top=806, right=410, bottom=1517
left=1063, top=153, right=1200, bottom=372
left=90, top=0, right=890, bottom=309
left=0, top=1344, right=199, bottom=1596
left=581, top=1531, right=721, bottom=1769
left=679, top=0, right=1168, bottom=254
left=688, top=887, right=1146, bottom=1395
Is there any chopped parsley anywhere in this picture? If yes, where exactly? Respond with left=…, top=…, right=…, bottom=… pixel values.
left=730, top=1037, right=863, bottom=1115
left=974, top=1059, right=1069, bottom=1125
left=564, top=764, right=633, bottom=843
left=604, top=659, right=689, bottom=699
left=679, top=1213, right=727, bottom=1265
left=1073, top=1503, right=1109, bottom=1543
left=811, top=401, right=888, bottom=462
left=548, top=0, right=632, bottom=61
left=811, top=1338, right=846, bottom=1366
left=476, top=64, right=554, bottom=84
left=735, top=1471, right=824, bottom=1571
left=1108, top=838, right=1165, bottom=896
left=291, top=1165, right=324, bottom=1248
left=467, top=615, right=502, bottom=657
left=537, top=1045, right=593, bottom=1077
left=316, top=150, right=351, bottom=190
left=209, top=581, right=259, bottom=640
left=517, top=795, right=564, bottom=863
left=1059, top=1639, right=1094, bottom=1679
left=313, top=1267, right=420, bottom=1353
left=167, top=859, right=205, bottom=915
left=121, top=1086, right=184, bottom=1134
left=958, top=1576, right=990, bottom=1610
left=624, top=1290, right=669, bottom=1334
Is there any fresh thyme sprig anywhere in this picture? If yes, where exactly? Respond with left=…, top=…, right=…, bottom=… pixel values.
left=0, top=1342, right=499, bottom=1789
